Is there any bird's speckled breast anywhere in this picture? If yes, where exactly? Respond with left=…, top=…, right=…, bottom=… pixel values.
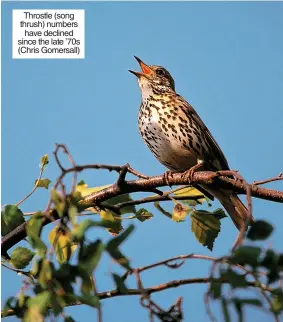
left=138, top=94, right=198, bottom=171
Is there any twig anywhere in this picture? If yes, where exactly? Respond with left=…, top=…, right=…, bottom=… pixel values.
left=133, top=269, right=155, bottom=321
left=115, top=185, right=203, bottom=210
left=23, top=212, right=37, bottom=216
left=1, top=277, right=272, bottom=318
left=204, top=290, right=217, bottom=322
left=54, top=144, right=78, bottom=193
left=204, top=256, right=226, bottom=322
left=252, top=273, right=280, bottom=322
left=1, top=263, right=31, bottom=277
left=3, top=169, right=283, bottom=256
left=122, top=253, right=266, bottom=282
left=116, top=165, right=128, bottom=188
left=83, top=171, right=283, bottom=204
left=2, top=143, right=283, bottom=256
left=125, top=163, right=149, bottom=179
left=253, top=173, right=283, bottom=186
left=16, top=164, right=45, bottom=207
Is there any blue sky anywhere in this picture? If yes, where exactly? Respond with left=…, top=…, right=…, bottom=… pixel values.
left=2, top=1, right=283, bottom=321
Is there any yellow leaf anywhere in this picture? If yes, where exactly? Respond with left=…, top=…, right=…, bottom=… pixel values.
left=48, top=227, right=77, bottom=264
left=75, top=183, right=111, bottom=198
left=100, top=210, right=123, bottom=236
left=172, top=203, right=191, bottom=222
left=174, top=187, right=208, bottom=206
left=25, top=305, right=44, bottom=322
left=76, top=183, right=136, bottom=214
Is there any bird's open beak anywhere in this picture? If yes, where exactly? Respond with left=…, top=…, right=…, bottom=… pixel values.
left=128, top=56, right=153, bottom=78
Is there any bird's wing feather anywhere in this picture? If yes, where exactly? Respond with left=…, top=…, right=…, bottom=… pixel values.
left=178, top=95, right=230, bottom=170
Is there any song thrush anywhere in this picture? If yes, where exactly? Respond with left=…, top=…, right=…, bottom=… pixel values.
left=129, top=56, right=254, bottom=231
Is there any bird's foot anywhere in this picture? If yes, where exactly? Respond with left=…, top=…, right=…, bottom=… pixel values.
left=181, top=162, right=203, bottom=183
left=163, top=170, right=174, bottom=187
left=181, top=168, right=195, bottom=183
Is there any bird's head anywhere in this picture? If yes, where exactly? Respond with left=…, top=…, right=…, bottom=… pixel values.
left=129, top=56, right=175, bottom=94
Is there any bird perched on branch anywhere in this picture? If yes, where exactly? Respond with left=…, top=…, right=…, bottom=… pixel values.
left=129, top=56, right=254, bottom=231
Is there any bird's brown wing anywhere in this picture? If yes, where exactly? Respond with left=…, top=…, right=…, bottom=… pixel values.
left=177, top=95, right=230, bottom=171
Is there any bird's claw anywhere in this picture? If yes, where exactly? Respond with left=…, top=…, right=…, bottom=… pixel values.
left=181, top=168, right=195, bottom=184
left=164, top=170, right=174, bottom=187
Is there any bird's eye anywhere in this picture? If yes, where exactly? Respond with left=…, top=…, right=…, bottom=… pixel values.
left=156, top=69, right=165, bottom=76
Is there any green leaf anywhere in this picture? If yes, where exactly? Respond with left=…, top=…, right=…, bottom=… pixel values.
left=1, top=205, right=25, bottom=236
left=209, top=282, right=222, bottom=299
left=100, top=209, right=123, bottom=236
left=65, top=317, right=76, bottom=322
left=173, top=186, right=208, bottom=206
left=106, top=247, right=131, bottom=270
left=260, top=250, right=280, bottom=284
left=10, top=247, right=34, bottom=269
left=18, top=291, right=27, bottom=307
left=50, top=189, right=65, bottom=217
left=247, top=220, right=274, bottom=241
left=68, top=205, right=78, bottom=226
left=72, top=219, right=117, bottom=241
left=77, top=294, right=100, bottom=308
left=2, top=297, right=18, bottom=317
left=190, top=210, right=222, bottom=251
left=40, top=154, right=49, bottom=169
left=221, top=269, right=248, bottom=288
left=232, top=298, right=262, bottom=307
left=38, top=260, right=53, bottom=288
left=102, top=194, right=136, bottom=215
left=172, top=203, right=191, bottom=222
left=79, top=240, right=104, bottom=275
left=50, top=295, right=65, bottom=316
left=76, top=182, right=136, bottom=215
left=48, top=227, right=77, bottom=264
left=232, top=297, right=262, bottom=322
left=26, top=212, right=47, bottom=257
left=212, top=208, right=227, bottom=219
left=278, top=254, right=283, bottom=270
left=80, top=274, right=95, bottom=295
left=232, top=246, right=261, bottom=267
left=221, top=298, right=231, bottom=322
left=35, top=178, right=51, bottom=190
left=27, top=291, right=52, bottom=315
left=112, top=273, right=128, bottom=293
left=107, top=224, right=134, bottom=248
left=232, top=298, right=243, bottom=322
left=136, top=208, right=153, bottom=222
left=271, top=292, right=283, bottom=315
left=106, top=225, right=134, bottom=269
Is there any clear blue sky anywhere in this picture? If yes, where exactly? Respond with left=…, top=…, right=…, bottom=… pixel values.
left=2, top=1, right=283, bottom=321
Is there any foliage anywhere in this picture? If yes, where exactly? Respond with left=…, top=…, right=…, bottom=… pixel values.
left=1, top=150, right=283, bottom=322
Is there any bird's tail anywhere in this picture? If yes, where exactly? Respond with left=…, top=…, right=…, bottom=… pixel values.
left=202, top=186, right=254, bottom=231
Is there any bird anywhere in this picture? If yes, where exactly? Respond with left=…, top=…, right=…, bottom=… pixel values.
left=129, top=56, right=254, bottom=231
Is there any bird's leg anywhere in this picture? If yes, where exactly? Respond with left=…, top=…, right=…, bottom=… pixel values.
left=181, top=160, right=204, bottom=183
left=163, top=170, right=175, bottom=187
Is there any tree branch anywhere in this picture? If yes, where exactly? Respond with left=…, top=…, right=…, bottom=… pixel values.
left=2, top=165, right=283, bottom=257
left=1, top=277, right=272, bottom=318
